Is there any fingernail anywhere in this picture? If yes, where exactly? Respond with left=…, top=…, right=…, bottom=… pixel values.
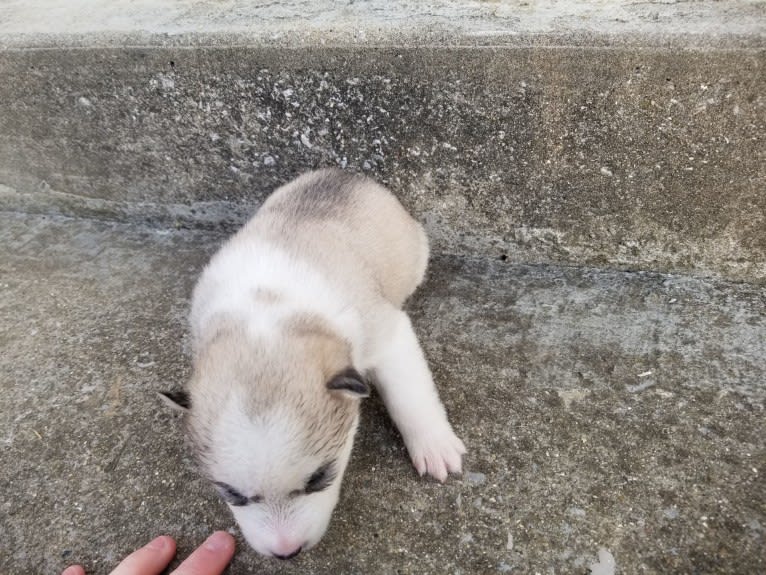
left=204, top=531, right=233, bottom=552
left=146, top=535, right=171, bottom=551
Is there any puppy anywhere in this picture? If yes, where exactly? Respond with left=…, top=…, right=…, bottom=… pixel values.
left=162, top=169, right=465, bottom=559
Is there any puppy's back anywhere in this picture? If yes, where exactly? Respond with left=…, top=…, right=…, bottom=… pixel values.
left=244, top=169, right=428, bottom=308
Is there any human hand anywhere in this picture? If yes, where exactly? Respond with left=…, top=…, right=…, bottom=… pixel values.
left=61, top=531, right=235, bottom=575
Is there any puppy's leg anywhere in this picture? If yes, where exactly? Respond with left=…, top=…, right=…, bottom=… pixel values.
left=372, top=310, right=466, bottom=482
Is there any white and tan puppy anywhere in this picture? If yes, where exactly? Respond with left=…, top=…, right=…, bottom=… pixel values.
left=163, top=169, right=465, bottom=559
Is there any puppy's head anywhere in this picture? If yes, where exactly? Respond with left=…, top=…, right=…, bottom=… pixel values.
left=163, top=316, right=368, bottom=558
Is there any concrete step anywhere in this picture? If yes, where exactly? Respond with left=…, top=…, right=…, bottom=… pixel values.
left=1, top=2, right=764, bottom=573
left=1, top=213, right=764, bottom=574
left=1, top=1, right=764, bottom=283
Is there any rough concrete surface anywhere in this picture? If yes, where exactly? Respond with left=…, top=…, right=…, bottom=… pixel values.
left=1, top=2, right=765, bottom=573
left=0, top=0, right=764, bottom=48
left=1, top=212, right=764, bottom=574
left=1, top=44, right=764, bottom=283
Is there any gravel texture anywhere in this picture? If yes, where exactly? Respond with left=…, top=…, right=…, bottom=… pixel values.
left=1, top=213, right=763, bottom=574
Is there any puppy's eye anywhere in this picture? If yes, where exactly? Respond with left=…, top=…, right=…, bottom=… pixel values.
left=305, top=461, right=336, bottom=494
left=213, top=482, right=258, bottom=506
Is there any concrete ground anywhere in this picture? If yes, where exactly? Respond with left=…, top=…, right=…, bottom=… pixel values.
left=1, top=1, right=764, bottom=573
left=1, top=212, right=763, bottom=574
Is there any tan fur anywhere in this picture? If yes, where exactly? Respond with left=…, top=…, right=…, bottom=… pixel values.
left=238, top=168, right=429, bottom=310
left=181, top=168, right=463, bottom=557
left=188, top=318, right=357, bottom=466
left=189, top=168, right=430, bottom=466
left=252, top=287, right=283, bottom=305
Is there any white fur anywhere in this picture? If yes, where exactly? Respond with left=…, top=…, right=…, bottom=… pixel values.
left=211, top=398, right=356, bottom=556
left=185, top=170, right=466, bottom=558
left=369, top=309, right=466, bottom=481
left=194, top=242, right=465, bottom=481
left=191, top=240, right=363, bottom=363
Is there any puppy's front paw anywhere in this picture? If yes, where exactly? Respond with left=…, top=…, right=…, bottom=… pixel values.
left=405, top=424, right=466, bottom=482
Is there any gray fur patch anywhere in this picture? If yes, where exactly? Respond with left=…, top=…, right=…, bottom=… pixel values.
left=268, top=168, right=362, bottom=220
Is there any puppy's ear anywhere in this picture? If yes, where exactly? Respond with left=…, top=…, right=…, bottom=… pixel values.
left=158, top=390, right=191, bottom=412
left=326, top=368, right=370, bottom=399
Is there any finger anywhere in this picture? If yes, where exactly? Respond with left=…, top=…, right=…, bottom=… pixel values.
left=172, top=531, right=235, bottom=575
left=61, top=566, right=86, bottom=575
left=110, top=536, right=176, bottom=575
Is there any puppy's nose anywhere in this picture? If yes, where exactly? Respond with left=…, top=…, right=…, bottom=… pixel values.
left=273, top=546, right=302, bottom=560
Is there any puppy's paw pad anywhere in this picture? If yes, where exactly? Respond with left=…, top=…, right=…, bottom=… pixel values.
left=407, top=426, right=466, bottom=482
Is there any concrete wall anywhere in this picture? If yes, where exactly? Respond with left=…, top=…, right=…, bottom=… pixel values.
left=1, top=1, right=764, bottom=282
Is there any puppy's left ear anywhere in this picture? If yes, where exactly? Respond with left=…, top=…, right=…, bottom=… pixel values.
left=327, top=368, right=370, bottom=399
left=158, top=390, right=191, bottom=412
